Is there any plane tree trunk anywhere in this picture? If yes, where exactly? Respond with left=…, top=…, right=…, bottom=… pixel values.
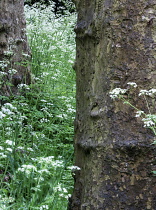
left=70, top=0, right=156, bottom=209
left=0, top=0, right=31, bottom=97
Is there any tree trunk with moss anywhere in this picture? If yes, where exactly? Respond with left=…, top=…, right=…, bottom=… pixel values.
left=69, top=0, right=156, bottom=209
left=0, top=0, right=31, bottom=97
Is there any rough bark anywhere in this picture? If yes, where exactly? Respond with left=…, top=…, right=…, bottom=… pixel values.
left=0, top=0, right=31, bottom=97
left=70, top=0, right=156, bottom=209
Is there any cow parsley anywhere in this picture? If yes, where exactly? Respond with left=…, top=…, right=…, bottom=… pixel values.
left=109, top=88, right=127, bottom=99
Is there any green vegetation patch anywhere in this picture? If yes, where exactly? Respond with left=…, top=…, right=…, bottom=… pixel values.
left=0, top=3, right=76, bottom=210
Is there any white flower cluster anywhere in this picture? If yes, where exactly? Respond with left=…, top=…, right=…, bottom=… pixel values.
left=139, top=89, right=156, bottom=97
left=2, top=107, right=14, bottom=115
left=22, top=53, right=31, bottom=58
left=142, top=115, right=156, bottom=127
left=0, top=103, right=17, bottom=119
left=0, top=111, right=6, bottom=119
left=40, top=118, right=49, bottom=123
left=0, top=146, right=4, bottom=150
left=17, top=84, right=30, bottom=90
left=127, top=82, right=137, bottom=88
left=0, top=103, right=26, bottom=129
left=0, top=61, right=9, bottom=69
left=67, top=165, right=81, bottom=171
left=41, top=72, right=49, bottom=77
left=6, top=140, right=15, bottom=146
left=0, top=152, right=7, bottom=159
left=135, top=110, right=144, bottom=117
left=32, top=156, right=54, bottom=164
left=142, top=118, right=155, bottom=127
left=0, top=71, right=7, bottom=76
left=5, top=103, right=17, bottom=111
left=17, top=146, right=33, bottom=152
left=54, top=184, right=71, bottom=199
left=4, top=51, right=14, bottom=56
left=40, top=205, right=49, bottom=210
left=110, top=83, right=156, bottom=99
left=18, top=164, right=37, bottom=174
left=8, top=69, right=17, bottom=75
left=109, top=88, right=127, bottom=99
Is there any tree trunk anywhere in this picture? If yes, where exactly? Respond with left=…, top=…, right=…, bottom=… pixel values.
left=0, top=0, right=31, bottom=97
left=70, top=0, right=156, bottom=209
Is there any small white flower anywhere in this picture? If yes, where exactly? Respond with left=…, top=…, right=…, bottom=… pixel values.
left=6, top=148, right=13, bottom=152
left=40, top=118, right=49, bottom=123
left=135, top=110, right=144, bottom=117
left=40, top=99, right=47, bottom=103
left=127, top=82, right=137, bottom=88
left=56, top=114, right=68, bottom=119
left=41, top=107, right=48, bottom=111
left=17, top=146, right=24, bottom=150
left=0, top=153, right=7, bottom=158
left=22, top=53, right=31, bottom=58
left=109, top=88, right=127, bottom=99
left=1, top=107, right=14, bottom=115
left=142, top=118, right=155, bottom=127
left=139, top=89, right=156, bottom=97
left=0, top=61, right=8, bottom=69
left=47, top=103, right=53, bottom=106
left=38, top=169, right=50, bottom=174
left=18, top=165, right=37, bottom=174
left=52, top=160, right=64, bottom=167
left=36, top=156, right=54, bottom=164
left=139, top=90, right=148, bottom=96
left=27, top=147, right=34, bottom=152
left=17, top=84, right=30, bottom=90
left=4, top=51, right=14, bottom=56
left=4, top=103, right=17, bottom=111
left=67, top=108, right=76, bottom=113
left=51, top=76, right=57, bottom=80
left=56, top=114, right=64, bottom=119
left=41, top=72, right=49, bottom=77
left=0, top=146, right=4, bottom=150
left=17, top=168, right=25, bottom=173
left=22, top=165, right=37, bottom=170
left=40, top=205, right=49, bottom=210
left=19, top=103, right=28, bottom=106
left=148, top=89, right=156, bottom=96
left=0, top=111, right=6, bottom=119
left=0, top=71, right=7, bottom=76
left=68, top=166, right=81, bottom=171
left=5, top=140, right=15, bottom=146
left=68, top=60, right=73, bottom=64
left=8, top=69, right=17, bottom=75
left=63, top=188, right=68, bottom=193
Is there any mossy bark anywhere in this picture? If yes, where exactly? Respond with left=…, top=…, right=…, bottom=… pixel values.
left=0, top=0, right=31, bottom=96
left=70, top=0, right=156, bottom=209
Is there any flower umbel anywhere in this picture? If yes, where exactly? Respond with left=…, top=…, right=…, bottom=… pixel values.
left=127, top=82, right=137, bottom=88
left=139, top=89, right=156, bottom=97
left=109, top=88, right=127, bottom=99
left=135, top=111, right=145, bottom=118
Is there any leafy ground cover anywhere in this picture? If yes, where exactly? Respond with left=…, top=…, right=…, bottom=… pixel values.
left=0, top=3, right=76, bottom=210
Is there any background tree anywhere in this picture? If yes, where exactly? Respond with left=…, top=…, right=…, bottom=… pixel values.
left=0, top=0, right=31, bottom=97
left=69, top=0, right=156, bottom=209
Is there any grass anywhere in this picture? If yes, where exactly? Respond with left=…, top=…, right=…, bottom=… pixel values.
left=0, top=3, right=76, bottom=210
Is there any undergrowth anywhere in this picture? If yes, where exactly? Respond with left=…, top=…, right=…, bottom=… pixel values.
left=0, top=3, right=76, bottom=210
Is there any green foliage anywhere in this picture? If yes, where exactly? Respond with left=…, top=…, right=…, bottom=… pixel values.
left=0, top=4, right=77, bottom=210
